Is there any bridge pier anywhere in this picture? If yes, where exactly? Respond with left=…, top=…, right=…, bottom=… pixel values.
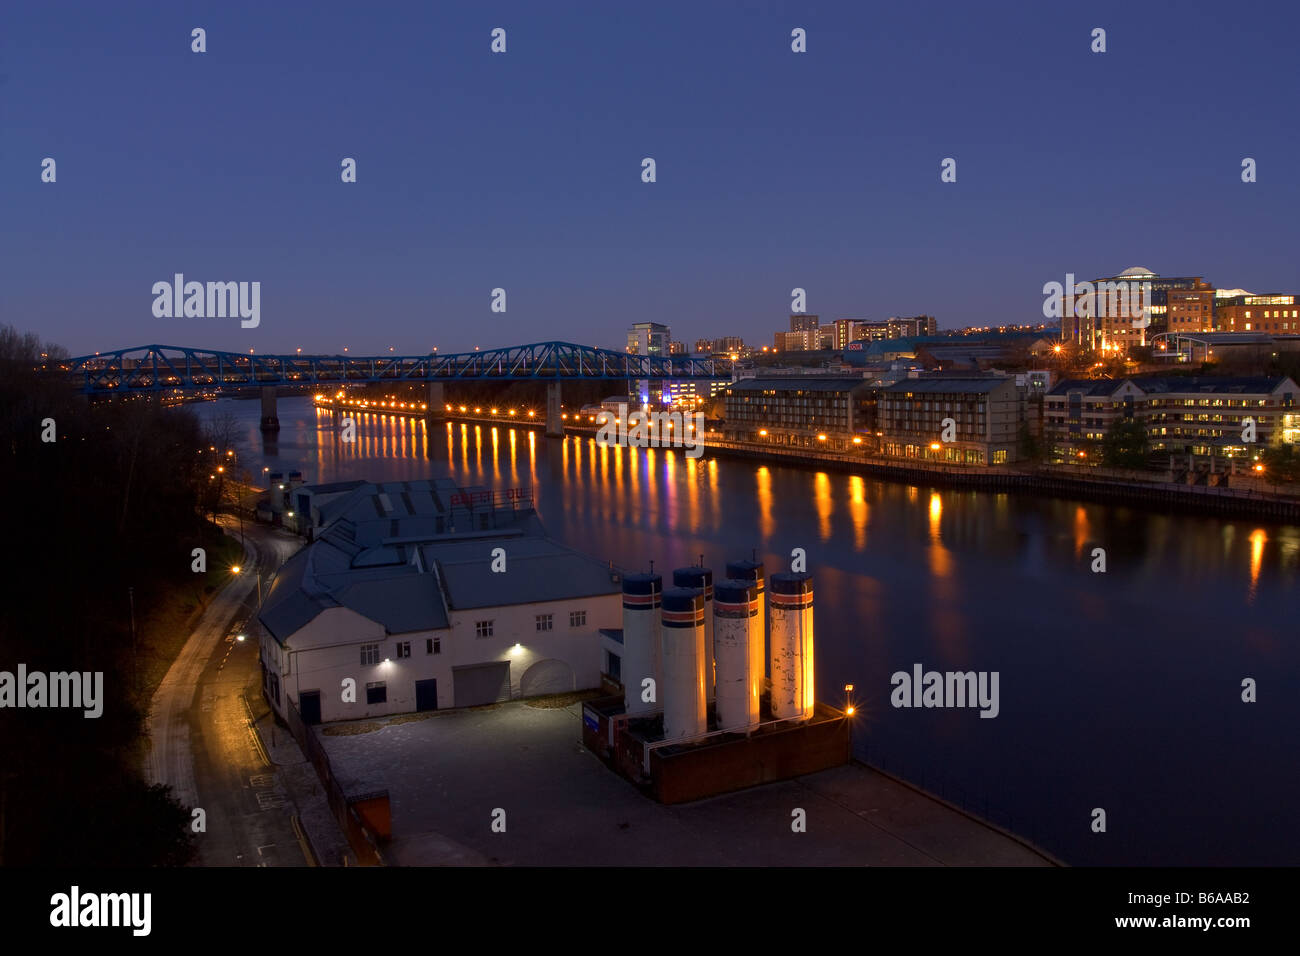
left=425, top=382, right=446, bottom=425
left=260, top=387, right=280, bottom=432
left=546, top=382, right=564, bottom=438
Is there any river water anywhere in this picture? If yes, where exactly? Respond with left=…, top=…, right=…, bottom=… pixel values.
left=199, top=396, right=1300, bottom=866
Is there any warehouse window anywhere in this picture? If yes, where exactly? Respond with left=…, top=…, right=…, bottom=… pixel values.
left=570, top=610, right=587, bottom=627
left=475, top=620, right=494, bottom=638
left=360, top=644, right=380, bottom=666
left=426, top=638, right=441, bottom=655
left=366, top=681, right=387, bottom=705
left=395, top=641, right=411, bottom=658
left=536, top=614, right=553, bottom=632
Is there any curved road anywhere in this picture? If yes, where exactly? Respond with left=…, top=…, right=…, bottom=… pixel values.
left=144, top=517, right=311, bottom=865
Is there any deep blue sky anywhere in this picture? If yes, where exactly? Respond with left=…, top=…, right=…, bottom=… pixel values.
left=3, top=1, right=1298, bottom=357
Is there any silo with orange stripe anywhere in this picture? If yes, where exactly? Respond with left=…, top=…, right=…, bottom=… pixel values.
left=660, top=587, right=707, bottom=740
left=769, top=572, right=814, bottom=720
left=713, top=578, right=760, bottom=731
left=621, top=572, right=663, bottom=717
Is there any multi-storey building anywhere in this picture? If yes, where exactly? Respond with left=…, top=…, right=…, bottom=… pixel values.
left=775, top=329, right=819, bottom=352
left=888, top=315, right=938, bottom=338
left=832, top=319, right=856, bottom=350
left=1166, top=281, right=1217, bottom=334
left=790, top=314, right=819, bottom=333
left=626, top=322, right=670, bottom=356
left=722, top=378, right=876, bottom=450
left=877, top=376, right=1023, bottom=465
left=1040, top=379, right=1146, bottom=459
left=1143, top=377, right=1298, bottom=458
left=668, top=340, right=687, bottom=355
left=1043, top=376, right=1299, bottom=460
left=1214, top=294, right=1300, bottom=334
left=1061, top=268, right=1206, bottom=351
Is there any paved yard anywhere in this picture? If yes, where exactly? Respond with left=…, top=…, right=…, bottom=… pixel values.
left=317, top=699, right=1054, bottom=866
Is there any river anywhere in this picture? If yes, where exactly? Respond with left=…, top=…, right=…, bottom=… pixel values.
left=198, top=396, right=1300, bottom=866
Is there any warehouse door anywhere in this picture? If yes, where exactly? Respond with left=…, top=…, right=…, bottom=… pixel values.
left=299, top=690, right=321, bottom=725
left=453, top=662, right=511, bottom=708
left=415, top=678, right=439, bottom=712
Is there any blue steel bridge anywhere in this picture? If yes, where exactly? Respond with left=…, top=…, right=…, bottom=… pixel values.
left=62, top=341, right=734, bottom=435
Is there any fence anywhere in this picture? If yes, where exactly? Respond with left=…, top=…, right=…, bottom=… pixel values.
left=283, top=698, right=386, bottom=866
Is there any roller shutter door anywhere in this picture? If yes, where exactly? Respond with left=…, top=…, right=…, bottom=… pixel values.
left=453, top=661, right=511, bottom=707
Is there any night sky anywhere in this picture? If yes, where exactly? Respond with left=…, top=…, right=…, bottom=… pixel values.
left=3, top=0, right=1298, bottom=356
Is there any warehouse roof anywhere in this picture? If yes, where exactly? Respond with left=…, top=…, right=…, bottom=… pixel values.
left=259, top=479, right=615, bottom=642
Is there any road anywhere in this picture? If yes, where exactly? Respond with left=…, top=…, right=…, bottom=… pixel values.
left=143, top=517, right=311, bottom=865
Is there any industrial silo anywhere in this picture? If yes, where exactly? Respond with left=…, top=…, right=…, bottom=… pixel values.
left=726, top=559, right=766, bottom=718
left=713, top=578, right=759, bottom=731
left=621, top=572, right=663, bottom=717
left=672, top=565, right=714, bottom=703
left=660, top=587, right=707, bottom=740
left=769, top=572, right=814, bottom=720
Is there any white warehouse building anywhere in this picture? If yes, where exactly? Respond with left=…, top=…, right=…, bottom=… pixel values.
left=258, top=478, right=622, bottom=724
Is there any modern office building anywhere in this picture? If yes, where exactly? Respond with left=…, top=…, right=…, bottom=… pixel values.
left=1061, top=268, right=1206, bottom=351
left=627, top=322, right=671, bottom=356
left=1214, top=294, right=1300, bottom=334
left=877, top=376, right=1023, bottom=465
left=790, top=314, right=819, bottom=333
left=257, top=478, right=622, bottom=724
left=1166, top=281, right=1217, bottom=334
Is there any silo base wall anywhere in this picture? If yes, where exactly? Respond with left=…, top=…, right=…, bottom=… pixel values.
left=649, top=706, right=848, bottom=805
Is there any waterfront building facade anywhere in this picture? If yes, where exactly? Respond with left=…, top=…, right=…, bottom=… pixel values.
left=1043, top=376, right=1299, bottom=460
left=877, top=376, right=1023, bottom=465
left=723, top=377, right=875, bottom=450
